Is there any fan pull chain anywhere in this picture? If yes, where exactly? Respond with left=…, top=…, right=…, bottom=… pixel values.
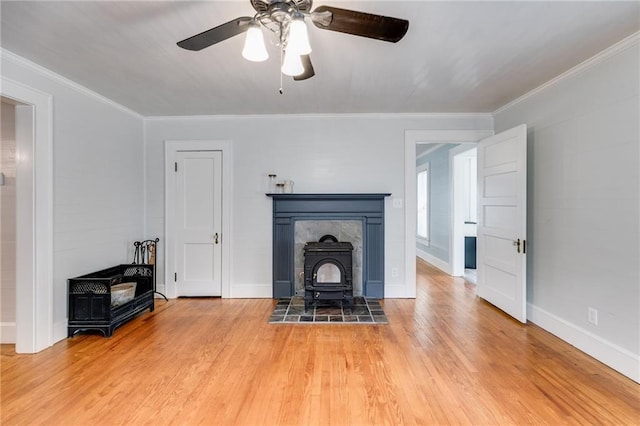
left=279, top=43, right=284, bottom=95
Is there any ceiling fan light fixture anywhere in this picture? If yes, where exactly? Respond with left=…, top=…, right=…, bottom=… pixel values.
left=242, top=22, right=269, bottom=62
left=281, top=48, right=304, bottom=76
left=177, top=1, right=410, bottom=83
left=287, top=14, right=312, bottom=55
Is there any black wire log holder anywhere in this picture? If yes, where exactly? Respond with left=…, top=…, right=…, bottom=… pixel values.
left=133, top=238, right=167, bottom=301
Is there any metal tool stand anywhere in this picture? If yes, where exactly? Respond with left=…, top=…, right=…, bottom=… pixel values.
left=133, top=238, right=167, bottom=301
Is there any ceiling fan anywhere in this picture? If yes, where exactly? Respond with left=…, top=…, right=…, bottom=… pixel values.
left=177, top=0, right=409, bottom=83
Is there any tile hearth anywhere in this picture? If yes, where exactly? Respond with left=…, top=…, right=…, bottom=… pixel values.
left=269, top=297, right=388, bottom=324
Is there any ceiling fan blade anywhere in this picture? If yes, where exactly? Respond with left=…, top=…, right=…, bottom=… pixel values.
left=311, top=6, right=409, bottom=43
left=294, top=55, right=315, bottom=81
left=177, top=17, right=252, bottom=51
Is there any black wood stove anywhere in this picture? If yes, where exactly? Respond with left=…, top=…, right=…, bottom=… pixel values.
left=303, top=235, right=354, bottom=311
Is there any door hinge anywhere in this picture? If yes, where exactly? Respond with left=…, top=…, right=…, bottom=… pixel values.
left=522, top=239, right=526, bottom=254
left=174, top=162, right=177, bottom=172
left=174, top=272, right=177, bottom=282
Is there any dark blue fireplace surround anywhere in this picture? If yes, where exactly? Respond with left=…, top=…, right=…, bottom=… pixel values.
left=267, top=193, right=390, bottom=299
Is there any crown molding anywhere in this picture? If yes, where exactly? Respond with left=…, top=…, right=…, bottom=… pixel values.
left=0, top=48, right=143, bottom=120
left=494, top=31, right=640, bottom=116
left=144, top=112, right=494, bottom=122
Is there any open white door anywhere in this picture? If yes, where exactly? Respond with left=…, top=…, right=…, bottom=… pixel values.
left=174, top=151, right=222, bottom=296
left=477, top=124, right=527, bottom=323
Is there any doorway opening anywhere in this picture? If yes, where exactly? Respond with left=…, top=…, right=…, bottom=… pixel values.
left=414, top=142, right=477, bottom=282
left=406, top=126, right=528, bottom=323
left=164, top=140, right=232, bottom=299
left=451, top=145, right=478, bottom=284
left=1, top=98, right=18, bottom=344
left=404, top=130, right=493, bottom=297
left=1, top=78, right=54, bottom=353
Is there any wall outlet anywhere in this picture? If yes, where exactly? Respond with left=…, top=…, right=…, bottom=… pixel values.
left=391, top=267, right=399, bottom=277
left=588, top=307, right=598, bottom=325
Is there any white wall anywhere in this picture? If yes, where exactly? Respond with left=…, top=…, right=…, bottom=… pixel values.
left=458, top=149, right=478, bottom=228
left=1, top=101, right=17, bottom=342
left=416, top=145, right=457, bottom=263
left=1, top=51, right=145, bottom=342
left=145, top=114, right=492, bottom=298
left=494, top=37, right=639, bottom=381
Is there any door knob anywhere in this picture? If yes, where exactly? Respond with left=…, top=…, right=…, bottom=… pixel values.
left=513, top=239, right=526, bottom=254
left=214, top=233, right=219, bottom=244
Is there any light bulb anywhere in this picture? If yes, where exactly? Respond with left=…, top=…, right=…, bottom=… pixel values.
left=287, top=17, right=311, bottom=55
left=281, top=48, right=304, bottom=76
left=242, top=23, right=269, bottom=62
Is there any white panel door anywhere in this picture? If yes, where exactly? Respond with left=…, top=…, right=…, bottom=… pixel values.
left=174, top=151, right=222, bottom=296
left=477, top=124, right=527, bottom=323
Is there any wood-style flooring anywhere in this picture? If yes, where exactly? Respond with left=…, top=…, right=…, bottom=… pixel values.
left=2, top=259, right=638, bottom=425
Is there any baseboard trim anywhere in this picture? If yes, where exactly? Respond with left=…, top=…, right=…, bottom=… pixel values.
left=230, top=285, right=272, bottom=299
left=156, top=283, right=270, bottom=299
left=155, top=283, right=167, bottom=298
left=416, top=249, right=452, bottom=275
left=53, top=320, right=68, bottom=344
left=528, top=303, right=640, bottom=383
left=384, top=284, right=411, bottom=298
left=1, top=322, right=16, bottom=344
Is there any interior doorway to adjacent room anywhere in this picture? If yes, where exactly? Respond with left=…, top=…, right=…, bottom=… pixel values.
left=451, top=146, right=478, bottom=285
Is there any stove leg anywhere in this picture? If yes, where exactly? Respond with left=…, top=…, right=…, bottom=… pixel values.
left=344, top=299, right=353, bottom=312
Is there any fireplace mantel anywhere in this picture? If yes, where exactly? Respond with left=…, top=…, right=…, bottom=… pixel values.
left=267, top=193, right=390, bottom=298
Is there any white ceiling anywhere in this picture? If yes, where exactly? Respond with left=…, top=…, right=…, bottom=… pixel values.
left=1, top=1, right=638, bottom=117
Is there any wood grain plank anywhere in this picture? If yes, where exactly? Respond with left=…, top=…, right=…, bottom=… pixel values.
left=2, top=259, right=638, bottom=425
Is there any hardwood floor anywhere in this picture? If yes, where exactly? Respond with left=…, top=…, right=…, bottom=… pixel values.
left=2, top=259, right=638, bottom=425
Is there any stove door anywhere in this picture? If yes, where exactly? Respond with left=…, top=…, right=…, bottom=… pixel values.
left=315, top=263, right=341, bottom=284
